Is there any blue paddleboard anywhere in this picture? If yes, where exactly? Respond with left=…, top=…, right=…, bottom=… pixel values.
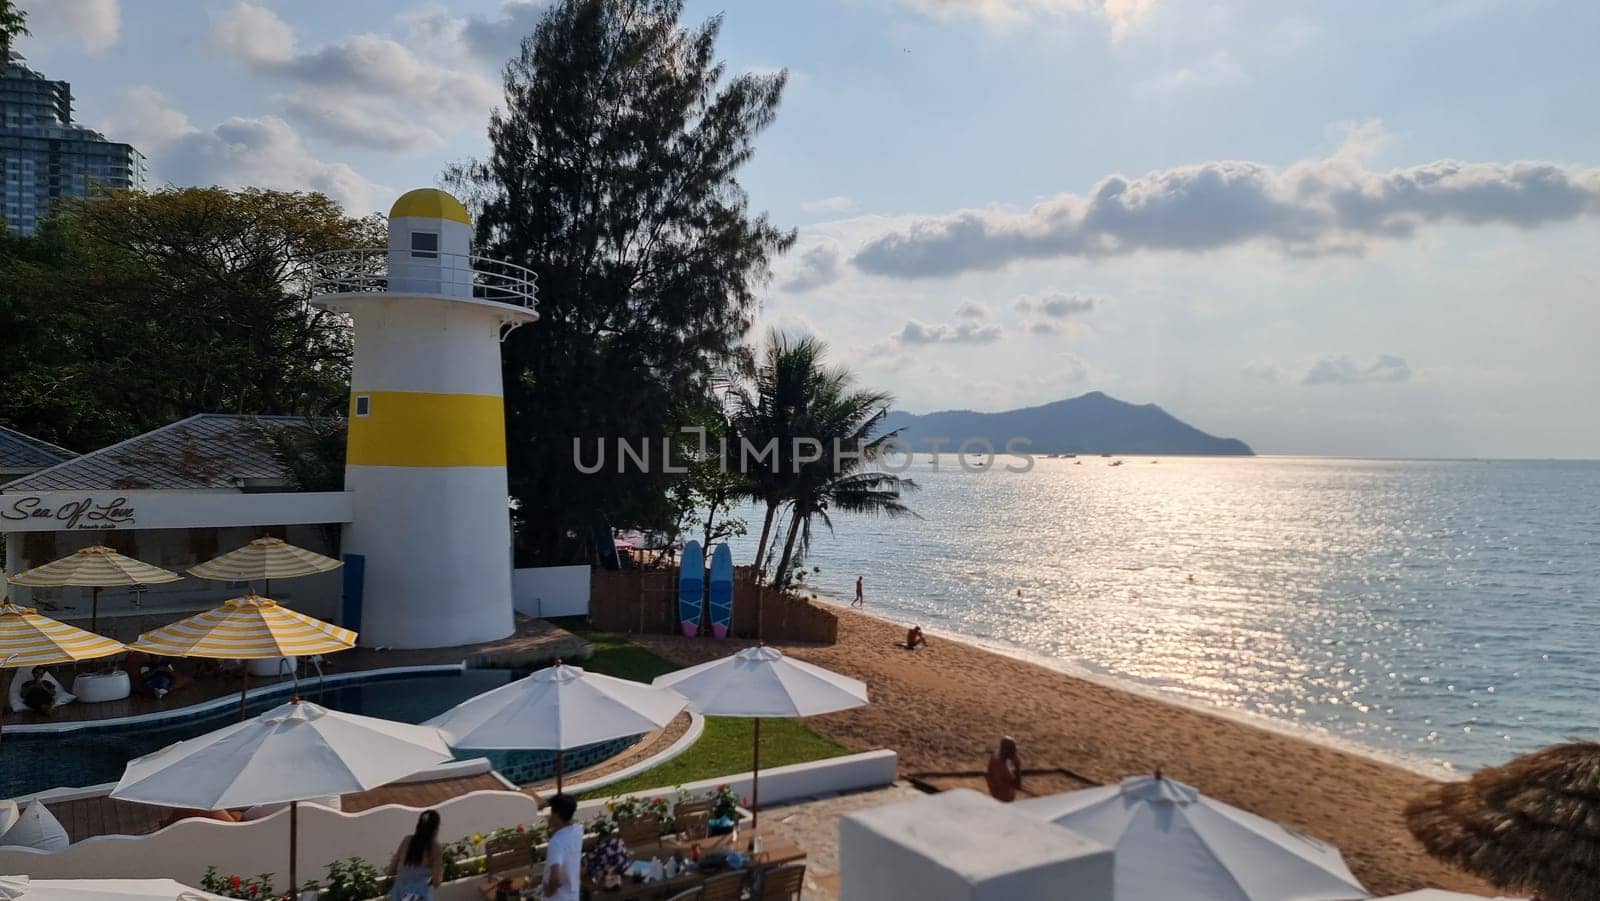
left=678, top=541, right=704, bottom=637
left=708, top=544, right=734, bottom=638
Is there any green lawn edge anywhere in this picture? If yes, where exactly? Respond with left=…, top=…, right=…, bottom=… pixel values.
left=548, top=618, right=852, bottom=800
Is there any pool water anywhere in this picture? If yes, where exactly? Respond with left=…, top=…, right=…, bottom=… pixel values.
left=0, top=669, right=642, bottom=799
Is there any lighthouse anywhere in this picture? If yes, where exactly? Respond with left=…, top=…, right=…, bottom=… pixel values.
left=311, top=188, right=538, bottom=649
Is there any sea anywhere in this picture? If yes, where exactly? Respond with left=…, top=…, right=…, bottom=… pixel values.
left=722, top=455, right=1600, bottom=774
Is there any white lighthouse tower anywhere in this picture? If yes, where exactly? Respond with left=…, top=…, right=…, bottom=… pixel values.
left=312, top=188, right=538, bottom=649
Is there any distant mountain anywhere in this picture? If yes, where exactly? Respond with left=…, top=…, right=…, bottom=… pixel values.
left=880, top=391, right=1253, bottom=456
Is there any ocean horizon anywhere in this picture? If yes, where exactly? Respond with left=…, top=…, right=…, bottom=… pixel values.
left=722, top=454, right=1600, bottom=773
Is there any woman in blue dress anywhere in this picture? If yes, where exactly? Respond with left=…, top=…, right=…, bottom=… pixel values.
left=388, top=810, right=443, bottom=901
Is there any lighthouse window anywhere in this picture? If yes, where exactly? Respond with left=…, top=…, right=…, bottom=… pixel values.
left=354, top=395, right=372, bottom=417
left=410, top=231, right=439, bottom=259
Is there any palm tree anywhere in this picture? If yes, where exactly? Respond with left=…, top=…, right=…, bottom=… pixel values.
left=765, top=351, right=918, bottom=593
left=731, top=332, right=830, bottom=582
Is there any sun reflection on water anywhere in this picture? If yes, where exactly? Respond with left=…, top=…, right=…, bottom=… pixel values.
left=727, top=455, right=1600, bottom=771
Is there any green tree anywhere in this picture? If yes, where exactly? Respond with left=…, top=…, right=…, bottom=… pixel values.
left=766, top=339, right=918, bottom=595
left=0, top=187, right=381, bottom=452
left=730, top=331, right=829, bottom=581
left=446, top=0, right=793, bottom=563
left=0, top=0, right=27, bottom=58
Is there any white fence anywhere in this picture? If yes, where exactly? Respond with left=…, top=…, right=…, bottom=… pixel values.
left=0, top=751, right=898, bottom=884
left=512, top=564, right=590, bottom=619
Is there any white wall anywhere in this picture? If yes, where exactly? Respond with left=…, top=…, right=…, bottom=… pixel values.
left=0, top=788, right=543, bottom=886
left=0, top=490, right=351, bottom=533
left=840, top=789, right=1114, bottom=901
left=512, top=565, right=590, bottom=619
left=570, top=750, right=899, bottom=825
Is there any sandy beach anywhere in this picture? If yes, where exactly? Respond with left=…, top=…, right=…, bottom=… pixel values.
left=631, top=607, right=1501, bottom=898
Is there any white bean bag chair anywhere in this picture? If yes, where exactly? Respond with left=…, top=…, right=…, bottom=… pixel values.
left=8, top=672, right=75, bottom=714
left=0, top=800, right=18, bottom=837
left=240, top=795, right=341, bottom=821
left=72, top=670, right=131, bottom=703
left=1, top=800, right=70, bottom=851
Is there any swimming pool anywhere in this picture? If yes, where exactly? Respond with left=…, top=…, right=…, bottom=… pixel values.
left=0, top=669, right=642, bottom=799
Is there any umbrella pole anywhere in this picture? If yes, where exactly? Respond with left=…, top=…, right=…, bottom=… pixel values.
left=239, top=666, right=249, bottom=721
left=289, top=799, right=299, bottom=897
left=90, top=586, right=100, bottom=632
left=752, top=718, right=761, bottom=830
left=556, top=749, right=564, bottom=793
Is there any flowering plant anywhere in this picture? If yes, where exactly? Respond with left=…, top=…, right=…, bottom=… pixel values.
left=199, top=867, right=274, bottom=900
left=709, top=783, right=741, bottom=821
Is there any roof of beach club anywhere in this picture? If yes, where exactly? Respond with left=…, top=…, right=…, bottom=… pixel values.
left=0, top=414, right=331, bottom=492
left=0, top=425, right=77, bottom=473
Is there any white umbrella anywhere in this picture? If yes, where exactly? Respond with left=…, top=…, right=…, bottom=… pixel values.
left=653, top=645, right=868, bottom=826
left=1016, top=775, right=1371, bottom=901
left=426, top=661, right=686, bottom=791
left=110, top=699, right=453, bottom=894
left=0, top=878, right=224, bottom=901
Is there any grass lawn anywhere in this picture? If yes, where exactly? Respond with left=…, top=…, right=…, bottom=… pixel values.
left=547, top=618, right=853, bottom=800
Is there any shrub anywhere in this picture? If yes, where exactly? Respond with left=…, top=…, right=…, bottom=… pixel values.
left=199, top=867, right=275, bottom=900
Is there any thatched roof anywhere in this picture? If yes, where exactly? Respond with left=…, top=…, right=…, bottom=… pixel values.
left=1405, top=741, right=1600, bottom=901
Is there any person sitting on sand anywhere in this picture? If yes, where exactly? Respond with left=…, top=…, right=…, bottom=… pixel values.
left=20, top=665, right=59, bottom=716
left=904, top=626, right=927, bottom=650
left=985, top=736, right=1022, bottom=802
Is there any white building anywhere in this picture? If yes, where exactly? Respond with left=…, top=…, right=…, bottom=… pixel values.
left=0, top=415, right=349, bottom=640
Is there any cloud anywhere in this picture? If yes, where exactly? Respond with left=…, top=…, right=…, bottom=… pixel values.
left=801, top=196, right=857, bottom=215
left=209, top=2, right=498, bottom=149
left=954, top=302, right=990, bottom=320
left=278, top=94, right=443, bottom=152
left=853, top=140, right=1600, bottom=278
left=100, top=87, right=378, bottom=214
left=408, top=1, right=550, bottom=66
left=1139, top=50, right=1243, bottom=96
left=1302, top=354, right=1412, bottom=386
left=1014, top=293, right=1098, bottom=317
left=894, top=0, right=1157, bottom=40
left=1242, top=364, right=1283, bottom=384
left=896, top=319, right=1003, bottom=345
left=17, top=0, right=120, bottom=54
left=779, top=243, right=843, bottom=293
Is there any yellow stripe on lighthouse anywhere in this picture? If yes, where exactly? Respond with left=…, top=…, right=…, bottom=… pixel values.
left=346, top=391, right=507, bottom=467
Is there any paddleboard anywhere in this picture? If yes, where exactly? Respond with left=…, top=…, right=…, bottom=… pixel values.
left=708, top=544, right=734, bottom=638
left=678, top=540, right=705, bottom=637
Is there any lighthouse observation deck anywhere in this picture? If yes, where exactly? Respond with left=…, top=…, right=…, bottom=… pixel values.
left=310, top=248, right=539, bottom=316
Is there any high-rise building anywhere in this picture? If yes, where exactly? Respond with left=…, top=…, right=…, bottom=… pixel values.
left=1, top=52, right=146, bottom=235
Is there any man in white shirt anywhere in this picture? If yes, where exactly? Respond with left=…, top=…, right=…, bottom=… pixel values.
left=542, top=793, right=583, bottom=900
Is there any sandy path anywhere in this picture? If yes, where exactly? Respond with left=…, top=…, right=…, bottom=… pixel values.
left=631, top=608, right=1499, bottom=897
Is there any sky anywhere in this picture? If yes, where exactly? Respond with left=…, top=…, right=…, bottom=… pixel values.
left=14, top=0, right=1600, bottom=458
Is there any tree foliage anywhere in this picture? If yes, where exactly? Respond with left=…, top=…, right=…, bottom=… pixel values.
left=446, top=0, right=793, bottom=563
left=0, top=187, right=380, bottom=452
left=0, top=0, right=27, bottom=58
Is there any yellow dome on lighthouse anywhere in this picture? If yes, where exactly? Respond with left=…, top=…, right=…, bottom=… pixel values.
left=389, top=188, right=471, bottom=225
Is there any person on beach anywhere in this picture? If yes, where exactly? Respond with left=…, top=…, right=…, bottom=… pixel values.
left=854, top=575, right=864, bottom=607
left=543, top=793, right=583, bottom=901
left=905, top=626, right=927, bottom=650
left=985, top=736, right=1023, bottom=802
left=388, top=809, right=443, bottom=901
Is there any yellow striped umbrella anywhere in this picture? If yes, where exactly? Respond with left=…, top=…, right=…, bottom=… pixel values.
left=8, top=545, right=182, bottom=631
left=128, top=595, right=356, bottom=718
left=187, top=537, right=342, bottom=595
left=0, top=599, right=125, bottom=739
